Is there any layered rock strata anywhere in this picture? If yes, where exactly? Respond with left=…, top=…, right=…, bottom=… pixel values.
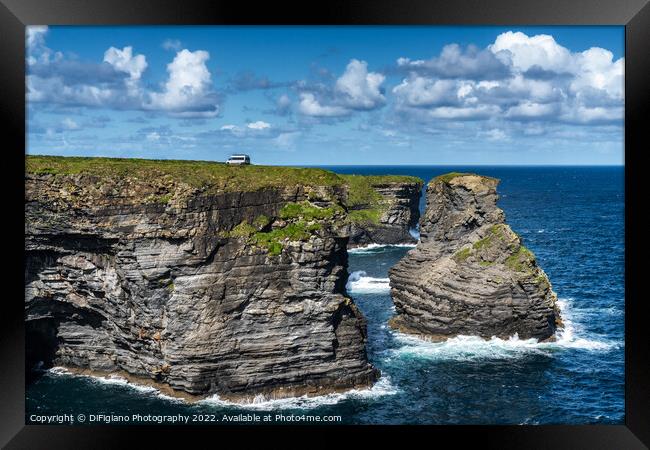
left=389, top=173, right=562, bottom=342
left=346, top=180, right=423, bottom=247
left=25, top=161, right=379, bottom=400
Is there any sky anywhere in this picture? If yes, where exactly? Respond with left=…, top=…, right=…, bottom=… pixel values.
left=26, top=26, right=624, bottom=165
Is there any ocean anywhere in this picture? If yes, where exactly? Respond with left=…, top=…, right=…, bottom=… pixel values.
left=26, top=166, right=625, bottom=425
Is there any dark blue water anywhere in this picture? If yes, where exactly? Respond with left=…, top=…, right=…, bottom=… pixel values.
left=26, top=166, right=624, bottom=425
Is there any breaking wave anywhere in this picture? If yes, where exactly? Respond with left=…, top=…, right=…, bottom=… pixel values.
left=387, top=298, right=621, bottom=362
left=346, top=270, right=391, bottom=294
left=48, top=367, right=184, bottom=402
left=200, top=376, right=398, bottom=411
left=348, top=243, right=416, bottom=254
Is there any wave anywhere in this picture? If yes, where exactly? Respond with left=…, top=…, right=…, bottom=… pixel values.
left=346, top=271, right=391, bottom=294
left=46, top=367, right=398, bottom=409
left=48, top=367, right=184, bottom=401
left=200, top=376, right=398, bottom=411
left=387, top=298, right=621, bottom=362
left=348, top=243, right=416, bottom=254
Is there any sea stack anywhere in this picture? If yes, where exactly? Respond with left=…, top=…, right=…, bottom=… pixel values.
left=388, top=173, right=562, bottom=342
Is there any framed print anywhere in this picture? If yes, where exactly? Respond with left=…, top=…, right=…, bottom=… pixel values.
left=1, top=0, right=648, bottom=447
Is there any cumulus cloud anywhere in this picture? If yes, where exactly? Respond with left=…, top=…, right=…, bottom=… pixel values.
left=393, top=31, right=624, bottom=126
left=298, top=93, right=349, bottom=117
left=26, top=31, right=221, bottom=119
left=103, top=46, right=147, bottom=81
left=397, top=44, right=510, bottom=80
left=392, top=77, right=462, bottom=108
left=148, top=49, right=219, bottom=117
left=298, top=59, right=386, bottom=117
left=334, top=59, right=386, bottom=109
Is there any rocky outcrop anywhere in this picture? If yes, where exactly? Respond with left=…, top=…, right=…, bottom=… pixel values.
left=389, top=173, right=562, bottom=341
left=25, top=167, right=379, bottom=400
left=346, top=180, right=423, bottom=247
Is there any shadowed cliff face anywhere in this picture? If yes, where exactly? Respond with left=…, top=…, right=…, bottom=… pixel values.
left=25, top=171, right=379, bottom=399
left=347, top=181, right=423, bottom=248
left=389, top=173, right=562, bottom=342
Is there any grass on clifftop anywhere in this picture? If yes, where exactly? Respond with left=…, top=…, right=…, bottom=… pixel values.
left=433, top=172, right=499, bottom=184
left=26, top=155, right=343, bottom=192
left=26, top=156, right=423, bottom=199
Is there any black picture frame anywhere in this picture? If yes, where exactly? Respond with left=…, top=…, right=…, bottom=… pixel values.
left=2, top=0, right=648, bottom=447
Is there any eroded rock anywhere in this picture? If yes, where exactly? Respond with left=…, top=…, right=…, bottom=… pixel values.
left=388, top=173, right=562, bottom=341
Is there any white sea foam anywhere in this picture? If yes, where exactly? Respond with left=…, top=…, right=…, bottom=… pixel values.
left=409, top=227, right=421, bottom=240
left=388, top=298, right=621, bottom=362
left=46, top=367, right=397, bottom=408
left=346, top=270, right=391, bottom=294
left=348, top=243, right=416, bottom=254
left=47, top=367, right=184, bottom=400
left=200, top=375, right=398, bottom=411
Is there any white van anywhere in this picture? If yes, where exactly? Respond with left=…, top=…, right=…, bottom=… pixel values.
left=226, top=154, right=251, bottom=165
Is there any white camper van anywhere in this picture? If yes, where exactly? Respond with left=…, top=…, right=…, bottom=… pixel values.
left=226, top=154, right=251, bottom=165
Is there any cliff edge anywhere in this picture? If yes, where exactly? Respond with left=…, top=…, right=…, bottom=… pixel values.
left=389, top=173, right=562, bottom=342
left=25, top=156, right=380, bottom=400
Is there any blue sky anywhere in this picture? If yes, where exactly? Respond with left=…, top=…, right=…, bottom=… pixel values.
left=26, top=26, right=624, bottom=165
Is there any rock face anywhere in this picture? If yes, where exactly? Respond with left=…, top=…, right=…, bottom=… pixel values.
left=25, top=171, right=379, bottom=399
left=347, top=181, right=422, bottom=247
left=389, top=173, right=562, bottom=342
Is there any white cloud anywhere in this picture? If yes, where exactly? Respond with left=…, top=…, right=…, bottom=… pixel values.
left=146, top=131, right=161, bottom=141
left=27, top=29, right=221, bottom=119
left=334, top=59, right=385, bottom=109
left=103, top=46, right=148, bottom=81
left=247, top=120, right=271, bottom=130
left=220, top=124, right=239, bottom=131
left=26, top=26, right=48, bottom=48
left=273, top=131, right=301, bottom=149
left=393, top=31, right=623, bottom=126
left=298, top=93, right=349, bottom=117
left=489, top=31, right=574, bottom=73
left=298, top=59, right=385, bottom=117
left=392, top=77, right=460, bottom=107
left=506, top=101, right=558, bottom=119
left=397, top=43, right=510, bottom=80
left=426, top=105, right=500, bottom=120
left=162, top=39, right=182, bottom=51
left=148, top=49, right=219, bottom=117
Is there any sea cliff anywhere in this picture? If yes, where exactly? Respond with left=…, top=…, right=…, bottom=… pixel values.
left=25, top=156, right=394, bottom=400
left=389, top=173, right=562, bottom=342
left=341, top=175, right=423, bottom=248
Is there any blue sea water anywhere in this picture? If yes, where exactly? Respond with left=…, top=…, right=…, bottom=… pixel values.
left=26, top=166, right=625, bottom=425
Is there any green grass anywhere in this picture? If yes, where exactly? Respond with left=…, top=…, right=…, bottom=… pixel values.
left=505, top=246, right=536, bottom=273
left=252, top=222, right=314, bottom=256
left=453, top=247, right=472, bottom=262
left=339, top=174, right=423, bottom=225
left=433, top=172, right=499, bottom=184
left=252, top=215, right=271, bottom=230
left=227, top=221, right=257, bottom=238
left=472, top=224, right=508, bottom=251
left=26, top=155, right=343, bottom=192
left=279, top=201, right=341, bottom=220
